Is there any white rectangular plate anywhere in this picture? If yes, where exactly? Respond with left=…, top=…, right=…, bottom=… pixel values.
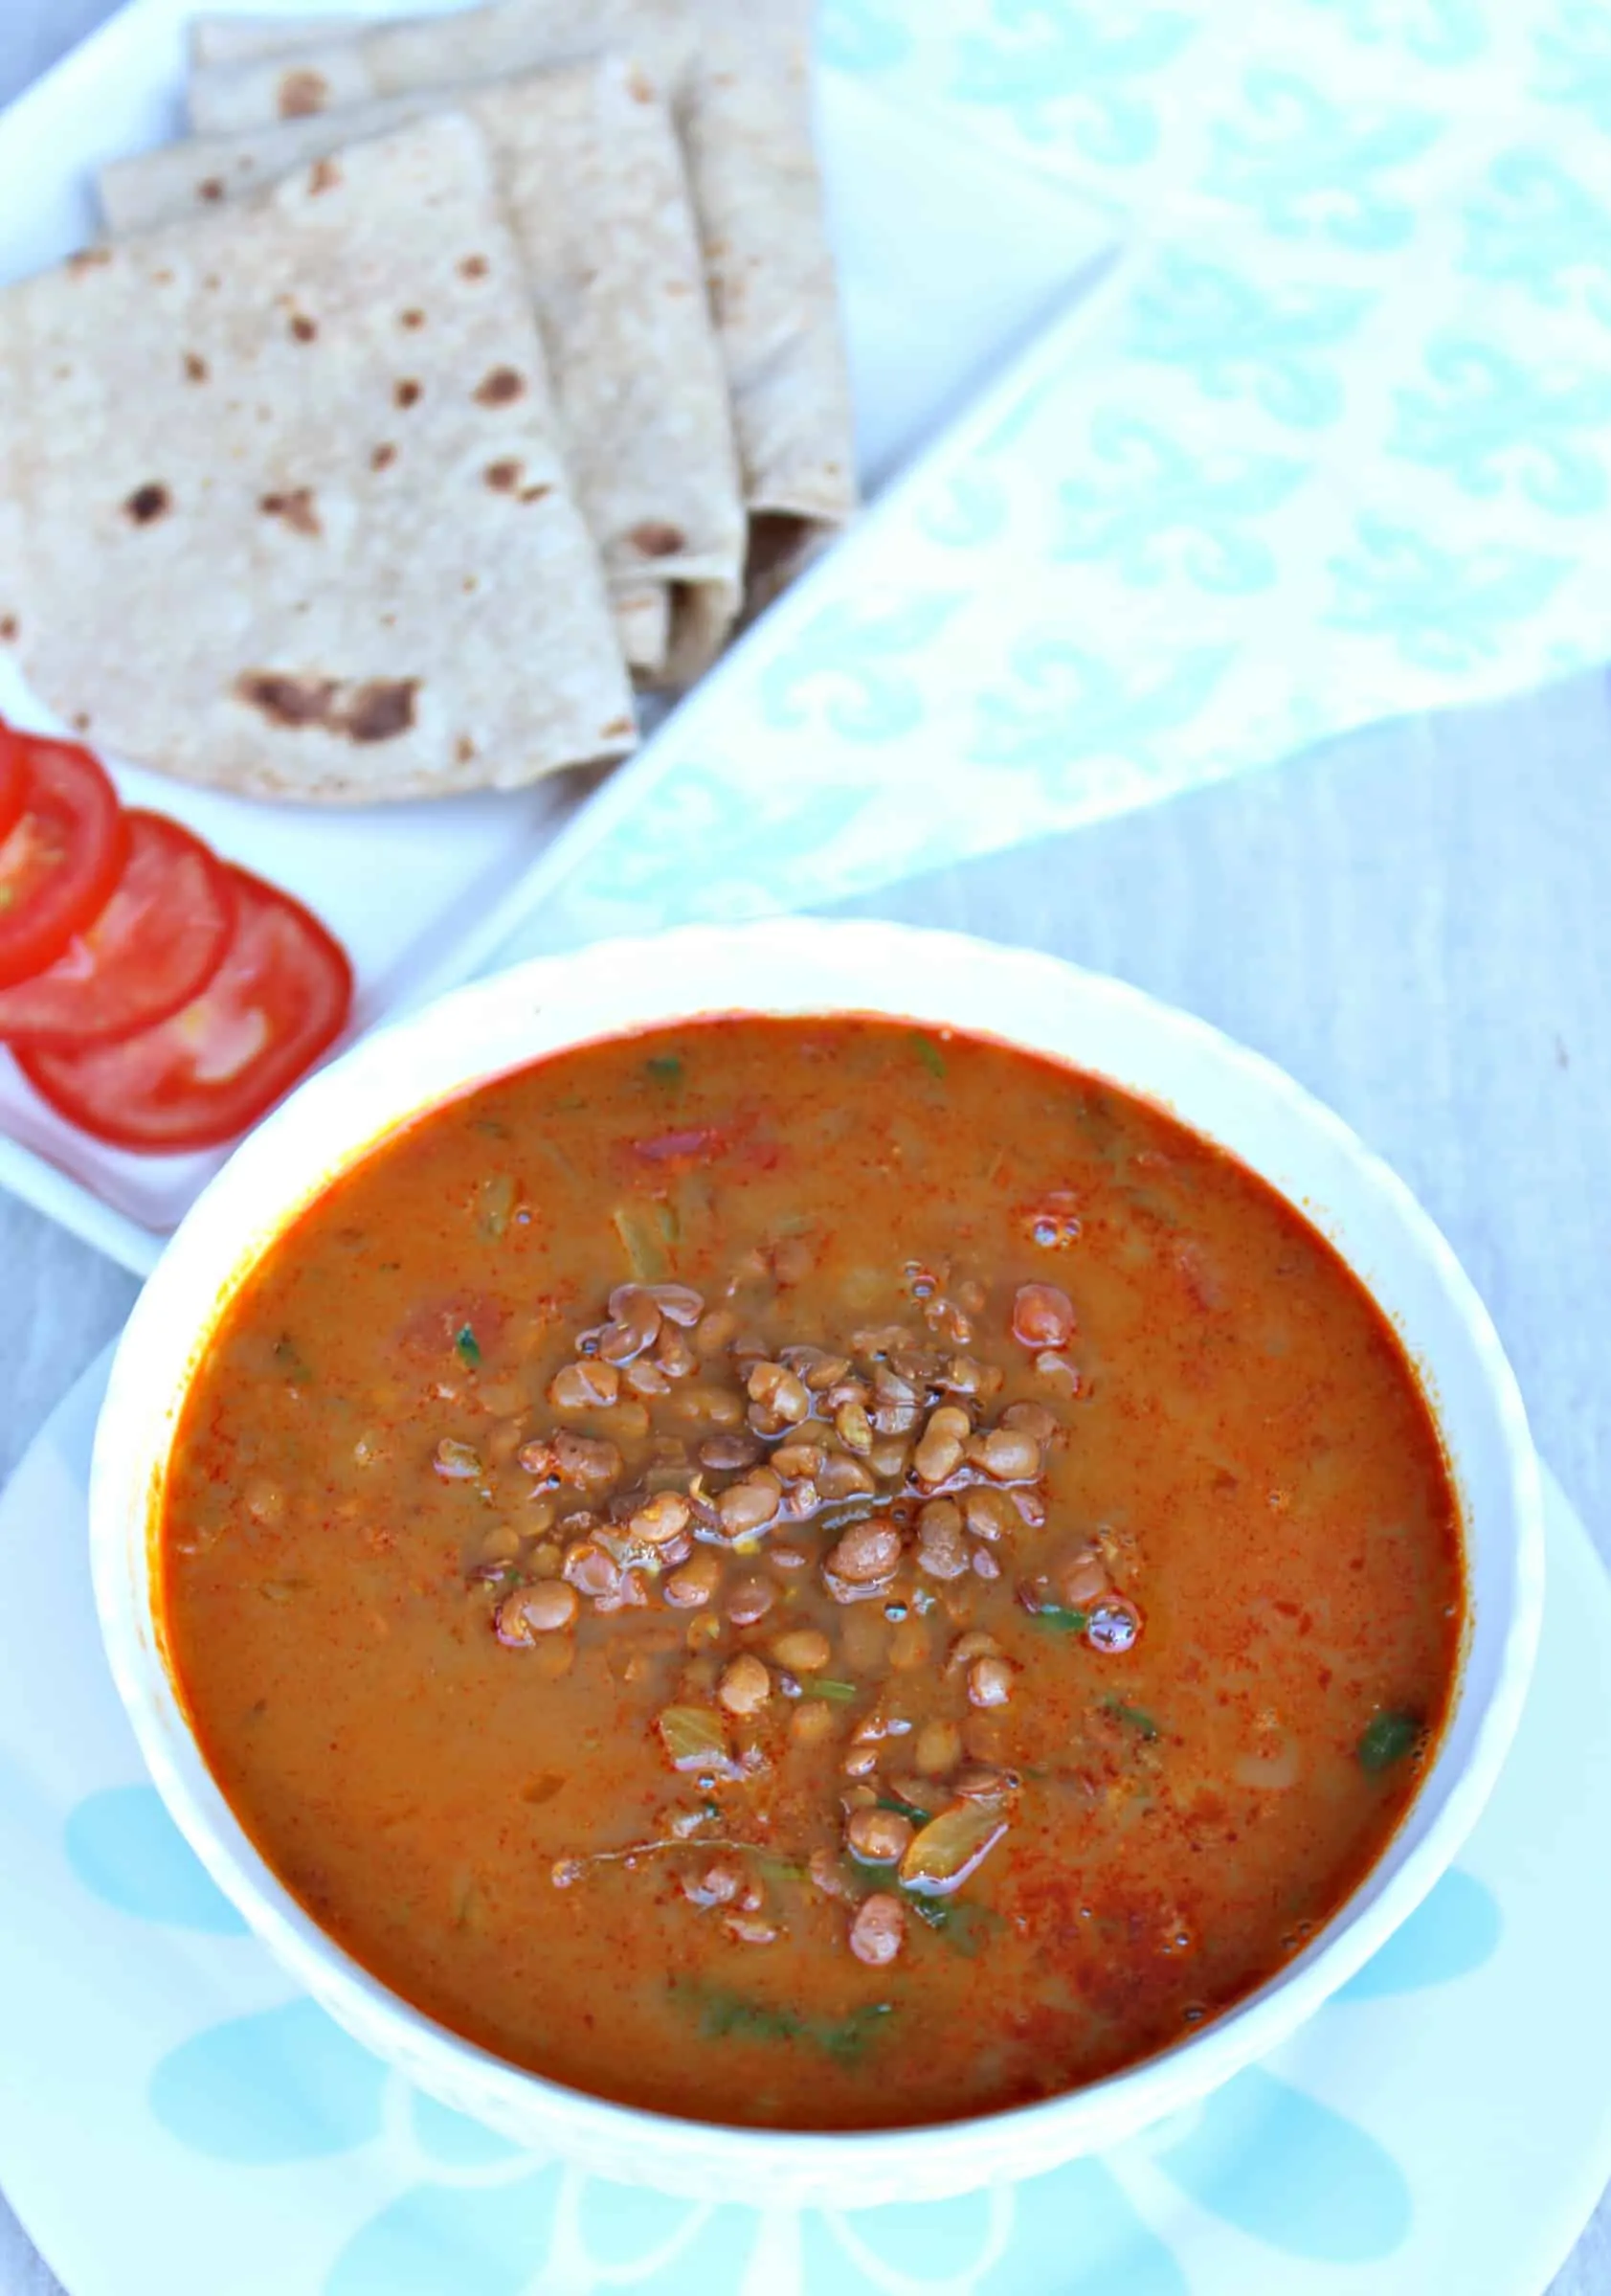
left=0, top=0, right=1111, bottom=1272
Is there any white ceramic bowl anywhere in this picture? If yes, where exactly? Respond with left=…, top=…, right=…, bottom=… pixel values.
left=90, top=921, right=1544, bottom=2210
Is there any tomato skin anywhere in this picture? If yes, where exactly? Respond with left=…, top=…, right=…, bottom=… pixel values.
left=0, top=812, right=235, bottom=1049
left=0, top=735, right=127, bottom=987
left=19, top=866, right=353, bottom=1153
left=0, top=725, right=23, bottom=844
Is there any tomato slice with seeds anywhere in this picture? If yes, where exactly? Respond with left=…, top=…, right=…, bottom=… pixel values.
left=0, top=724, right=24, bottom=844
left=0, top=734, right=127, bottom=987
left=19, top=866, right=353, bottom=1153
left=0, top=812, right=235, bottom=1049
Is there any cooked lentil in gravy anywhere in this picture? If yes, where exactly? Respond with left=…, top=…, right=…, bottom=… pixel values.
left=160, top=1018, right=1464, bottom=2128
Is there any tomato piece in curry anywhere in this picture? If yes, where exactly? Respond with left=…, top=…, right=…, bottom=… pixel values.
left=158, top=1018, right=1465, bottom=2130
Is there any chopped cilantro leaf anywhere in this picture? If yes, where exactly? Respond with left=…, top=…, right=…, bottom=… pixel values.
left=1030, top=1604, right=1087, bottom=1633
left=1357, top=1710, right=1421, bottom=1774
left=1103, top=1697, right=1159, bottom=1741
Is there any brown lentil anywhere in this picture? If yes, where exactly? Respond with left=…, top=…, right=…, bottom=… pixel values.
left=968, top=1654, right=1017, bottom=1708
left=824, top=1516, right=903, bottom=1588
left=772, top=1627, right=833, bottom=1673
left=849, top=1892, right=906, bottom=1968
left=548, top=1361, right=619, bottom=1410
left=845, top=1807, right=913, bottom=1862
left=726, top=1574, right=776, bottom=1628
left=662, top=1552, right=722, bottom=1608
left=494, top=1580, right=577, bottom=1641
left=718, top=1653, right=772, bottom=1715
left=1012, top=1282, right=1076, bottom=1350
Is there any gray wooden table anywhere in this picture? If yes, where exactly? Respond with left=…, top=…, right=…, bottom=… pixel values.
left=2, top=9, right=1607, bottom=2293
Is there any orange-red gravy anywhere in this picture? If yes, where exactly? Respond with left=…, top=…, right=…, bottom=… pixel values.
left=159, top=1019, right=1464, bottom=2128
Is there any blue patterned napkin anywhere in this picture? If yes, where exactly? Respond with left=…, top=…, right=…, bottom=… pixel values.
left=514, top=0, right=1611, bottom=951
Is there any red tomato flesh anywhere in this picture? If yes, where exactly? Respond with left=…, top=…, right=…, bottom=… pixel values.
left=0, top=812, right=235, bottom=1049
left=0, top=725, right=24, bottom=844
left=0, top=735, right=127, bottom=987
left=19, top=866, right=353, bottom=1153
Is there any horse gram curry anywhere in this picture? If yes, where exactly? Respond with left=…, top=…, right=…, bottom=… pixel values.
left=158, top=1017, right=1464, bottom=2128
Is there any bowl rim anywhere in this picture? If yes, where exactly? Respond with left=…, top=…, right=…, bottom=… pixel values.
left=88, top=917, right=1545, bottom=2193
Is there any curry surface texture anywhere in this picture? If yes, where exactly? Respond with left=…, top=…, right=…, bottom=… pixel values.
left=160, top=1018, right=1464, bottom=2129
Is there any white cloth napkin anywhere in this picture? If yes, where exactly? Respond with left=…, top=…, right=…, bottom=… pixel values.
left=516, top=0, right=1611, bottom=945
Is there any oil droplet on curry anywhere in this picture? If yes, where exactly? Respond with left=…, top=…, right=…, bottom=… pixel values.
left=159, top=1019, right=1464, bottom=2129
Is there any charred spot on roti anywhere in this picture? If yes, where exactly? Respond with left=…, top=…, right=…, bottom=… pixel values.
left=278, top=69, right=330, bottom=119
left=346, top=680, right=419, bottom=744
left=307, top=158, right=343, bottom=197
left=183, top=352, right=210, bottom=384
left=459, top=255, right=489, bottom=281
left=519, top=484, right=553, bottom=504
left=235, top=673, right=419, bottom=744
left=71, top=712, right=91, bottom=732
left=198, top=177, right=225, bottom=204
left=394, top=379, right=421, bottom=410
left=0, top=616, right=18, bottom=642
left=462, top=574, right=479, bottom=593
left=455, top=734, right=477, bottom=764
left=259, top=488, right=323, bottom=538
left=399, top=308, right=426, bottom=331
left=371, top=443, right=397, bottom=473
left=627, top=66, right=657, bottom=102
left=68, top=248, right=112, bottom=276
left=289, top=313, right=318, bottom=344
left=474, top=367, right=526, bottom=407
left=484, top=459, right=523, bottom=493
left=630, top=521, right=686, bottom=558
left=600, top=715, right=635, bottom=739
left=124, top=483, right=171, bottom=526
left=237, top=673, right=335, bottom=729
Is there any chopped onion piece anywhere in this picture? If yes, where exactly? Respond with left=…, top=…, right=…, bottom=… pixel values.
left=657, top=1704, right=743, bottom=1777
left=897, top=1799, right=1008, bottom=1895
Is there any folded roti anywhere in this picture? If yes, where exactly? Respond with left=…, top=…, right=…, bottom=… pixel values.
left=101, top=93, right=437, bottom=228
left=679, top=0, right=856, bottom=605
left=186, top=2, right=689, bottom=134
left=103, top=59, right=745, bottom=682
left=0, top=114, right=637, bottom=802
left=190, top=14, right=367, bottom=67
left=186, top=1, right=859, bottom=606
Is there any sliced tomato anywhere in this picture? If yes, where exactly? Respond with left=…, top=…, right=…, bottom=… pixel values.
left=19, top=866, right=353, bottom=1153
left=0, top=734, right=127, bottom=987
left=0, top=812, right=235, bottom=1049
left=0, top=724, right=24, bottom=844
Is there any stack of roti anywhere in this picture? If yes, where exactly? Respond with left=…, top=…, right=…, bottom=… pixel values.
left=0, top=0, right=856, bottom=806
left=173, top=0, right=856, bottom=608
left=1, top=115, right=638, bottom=801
